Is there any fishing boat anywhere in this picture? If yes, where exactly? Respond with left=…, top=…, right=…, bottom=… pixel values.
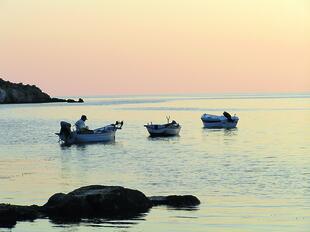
left=56, top=121, right=123, bottom=144
left=144, top=117, right=181, bottom=137
left=201, top=112, right=239, bottom=128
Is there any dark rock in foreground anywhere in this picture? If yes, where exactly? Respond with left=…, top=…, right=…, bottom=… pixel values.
left=42, top=185, right=152, bottom=219
left=0, top=185, right=200, bottom=228
left=0, top=204, right=40, bottom=228
left=149, top=195, right=200, bottom=207
left=0, top=78, right=83, bottom=104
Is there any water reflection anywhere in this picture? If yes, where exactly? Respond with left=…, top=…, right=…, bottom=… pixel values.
left=1, top=95, right=310, bottom=232
left=48, top=212, right=148, bottom=230
left=147, top=135, right=181, bottom=142
left=59, top=141, right=117, bottom=150
left=202, top=127, right=238, bottom=136
left=223, top=128, right=238, bottom=136
left=166, top=205, right=200, bottom=211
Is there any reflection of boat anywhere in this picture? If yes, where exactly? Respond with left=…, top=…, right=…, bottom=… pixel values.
left=201, top=112, right=239, bottom=128
left=144, top=117, right=181, bottom=137
left=56, top=121, right=123, bottom=144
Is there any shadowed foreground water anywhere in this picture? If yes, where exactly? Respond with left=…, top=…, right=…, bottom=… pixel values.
left=0, top=93, right=309, bottom=231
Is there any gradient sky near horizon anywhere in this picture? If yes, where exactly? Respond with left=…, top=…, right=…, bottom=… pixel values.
left=0, top=0, right=309, bottom=96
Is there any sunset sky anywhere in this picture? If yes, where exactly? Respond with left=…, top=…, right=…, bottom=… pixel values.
left=0, top=0, right=309, bottom=96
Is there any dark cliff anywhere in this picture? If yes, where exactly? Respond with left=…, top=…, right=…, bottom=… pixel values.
left=0, top=79, right=82, bottom=104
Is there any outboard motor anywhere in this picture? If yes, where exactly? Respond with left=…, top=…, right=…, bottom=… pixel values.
left=59, top=121, right=72, bottom=140
left=223, top=111, right=233, bottom=122
left=114, top=121, right=124, bottom=129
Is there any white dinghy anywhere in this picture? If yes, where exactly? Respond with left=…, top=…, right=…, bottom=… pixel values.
left=144, top=117, right=181, bottom=137
left=201, top=112, right=239, bottom=129
left=56, top=121, right=123, bottom=144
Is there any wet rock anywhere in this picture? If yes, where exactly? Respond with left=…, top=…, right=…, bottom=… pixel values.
left=149, top=195, right=200, bottom=207
left=50, top=98, right=67, bottom=102
left=66, top=98, right=84, bottom=103
left=42, top=185, right=152, bottom=219
left=0, top=185, right=200, bottom=228
left=66, top=99, right=76, bottom=103
left=0, top=204, right=40, bottom=228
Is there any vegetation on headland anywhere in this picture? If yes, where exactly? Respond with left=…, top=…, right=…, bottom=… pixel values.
left=0, top=78, right=83, bottom=104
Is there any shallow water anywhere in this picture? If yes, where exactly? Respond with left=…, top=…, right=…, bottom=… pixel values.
left=0, top=93, right=309, bottom=232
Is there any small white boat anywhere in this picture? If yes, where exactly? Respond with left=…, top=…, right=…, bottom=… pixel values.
left=56, top=121, right=123, bottom=144
left=201, top=112, right=239, bottom=129
left=144, top=117, right=181, bottom=137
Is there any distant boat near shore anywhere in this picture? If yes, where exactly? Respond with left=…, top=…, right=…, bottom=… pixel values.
left=201, top=112, right=239, bottom=129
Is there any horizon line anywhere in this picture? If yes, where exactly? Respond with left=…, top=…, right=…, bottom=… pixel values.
left=55, top=91, right=310, bottom=99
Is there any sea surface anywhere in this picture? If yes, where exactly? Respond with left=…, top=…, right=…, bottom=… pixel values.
left=0, top=93, right=309, bottom=232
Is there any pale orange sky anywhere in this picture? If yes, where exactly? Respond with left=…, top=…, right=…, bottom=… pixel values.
left=0, top=0, right=309, bottom=96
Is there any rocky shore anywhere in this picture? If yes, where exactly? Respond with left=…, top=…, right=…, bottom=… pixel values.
left=0, top=185, right=200, bottom=228
left=0, top=78, right=83, bottom=104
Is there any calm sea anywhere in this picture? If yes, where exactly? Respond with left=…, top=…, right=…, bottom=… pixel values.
left=0, top=93, right=309, bottom=232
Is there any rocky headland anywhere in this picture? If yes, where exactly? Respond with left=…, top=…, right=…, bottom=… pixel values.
left=0, top=185, right=200, bottom=228
left=0, top=78, right=83, bottom=104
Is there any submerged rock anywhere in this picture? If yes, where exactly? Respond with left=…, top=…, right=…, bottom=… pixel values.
left=149, top=195, right=200, bottom=207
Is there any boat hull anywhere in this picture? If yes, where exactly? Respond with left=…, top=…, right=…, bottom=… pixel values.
left=147, top=127, right=180, bottom=137
left=201, top=120, right=238, bottom=129
left=201, top=114, right=239, bottom=129
left=73, top=131, right=116, bottom=143
left=145, top=125, right=181, bottom=137
left=57, top=124, right=119, bottom=144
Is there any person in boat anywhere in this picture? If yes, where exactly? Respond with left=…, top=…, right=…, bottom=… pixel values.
left=223, top=111, right=233, bottom=122
left=75, top=115, right=93, bottom=134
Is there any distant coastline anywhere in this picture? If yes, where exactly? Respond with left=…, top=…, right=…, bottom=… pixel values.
left=0, top=79, right=83, bottom=104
